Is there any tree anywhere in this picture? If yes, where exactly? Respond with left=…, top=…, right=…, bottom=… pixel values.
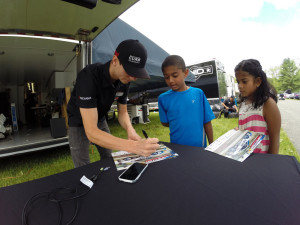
left=218, top=72, right=227, bottom=97
left=267, top=66, right=280, bottom=91
left=278, top=58, right=300, bottom=92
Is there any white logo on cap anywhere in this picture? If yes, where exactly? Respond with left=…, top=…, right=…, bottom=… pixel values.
left=128, top=55, right=141, bottom=64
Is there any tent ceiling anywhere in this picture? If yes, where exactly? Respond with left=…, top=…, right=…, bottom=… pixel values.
left=0, top=36, right=77, bottom=86
left=0, top=0, right=138, bottom=86
left=0, top=0, right=138, bottom=41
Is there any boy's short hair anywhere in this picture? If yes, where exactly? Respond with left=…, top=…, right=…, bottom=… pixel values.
left=161, top=55, right=186, bottom=72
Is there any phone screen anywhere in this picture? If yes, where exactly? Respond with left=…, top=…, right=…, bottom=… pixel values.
left=119, top=163, right=148, bottom=181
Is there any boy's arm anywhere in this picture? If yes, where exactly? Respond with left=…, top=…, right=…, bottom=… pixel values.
left=158, top=97, right=169, bottom=127
left=204, top=121, right=213, bottom=144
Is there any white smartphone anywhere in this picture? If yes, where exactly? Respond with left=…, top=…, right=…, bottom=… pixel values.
left=118, top=162, right=148, bottom=183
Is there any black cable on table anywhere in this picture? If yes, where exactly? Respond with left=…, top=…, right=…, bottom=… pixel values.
left=22, top=167, right=110, bottom=225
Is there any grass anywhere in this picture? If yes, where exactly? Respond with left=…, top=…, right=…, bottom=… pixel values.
left=0, top=112, right=299, bottom=188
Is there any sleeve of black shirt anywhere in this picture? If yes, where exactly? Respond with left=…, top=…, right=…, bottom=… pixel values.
left=76, top=67, right=98, bottom=108
left=117, top=83, right=130, bottom=105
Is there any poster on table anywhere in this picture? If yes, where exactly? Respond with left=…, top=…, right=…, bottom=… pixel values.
left=112, top=143, right=178, bottom=170
left=205, top=129, right=264, bottom=162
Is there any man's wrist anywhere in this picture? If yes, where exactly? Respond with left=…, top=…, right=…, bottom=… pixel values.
left=126, top=126, right=138, bottom=137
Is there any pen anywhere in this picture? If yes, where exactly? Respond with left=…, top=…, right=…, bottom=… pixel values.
left=142, top=129, right=148, bottom=139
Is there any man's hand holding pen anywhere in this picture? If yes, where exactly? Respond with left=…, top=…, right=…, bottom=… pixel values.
left=142, top=129, right=148, bottom=139
left=131, top=129, right=159, bottom=157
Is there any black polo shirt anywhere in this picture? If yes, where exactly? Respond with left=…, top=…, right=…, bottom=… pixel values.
left=224, top=99, right=235, bottom=109
left=67, top=61, right=129, bottom=127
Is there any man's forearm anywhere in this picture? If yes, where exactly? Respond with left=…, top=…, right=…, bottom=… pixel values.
left=117, top=104, right=139, bottom=140
left=118, top=109, right=135, bottom=133
left=80, top=107, right=158, bottom=156
left=87, top=127, right=132, bottom=150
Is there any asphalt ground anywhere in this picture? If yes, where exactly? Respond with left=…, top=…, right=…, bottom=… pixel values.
left=278, top=99, right=300, bottom=155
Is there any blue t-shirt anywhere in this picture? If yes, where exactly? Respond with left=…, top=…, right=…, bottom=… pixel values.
left=158, top=87, right=215, bottom=147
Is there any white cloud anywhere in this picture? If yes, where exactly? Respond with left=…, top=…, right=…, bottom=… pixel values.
left=120, top=0, right=300, bottom=74
left=266, top=0, right=300, bottom=9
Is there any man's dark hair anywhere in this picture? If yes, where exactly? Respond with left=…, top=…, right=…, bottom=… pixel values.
left=161, top=55, right=186, bottom=72
left=234, top=59, right=277, bottom=108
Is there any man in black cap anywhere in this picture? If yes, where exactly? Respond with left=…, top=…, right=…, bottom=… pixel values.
left=67, top=39, right=159, bottom=168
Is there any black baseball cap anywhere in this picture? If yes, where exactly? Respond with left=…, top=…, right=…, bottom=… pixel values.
left=114, top=39, right=150, bottom=79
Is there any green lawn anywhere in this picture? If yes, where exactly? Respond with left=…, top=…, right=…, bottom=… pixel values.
left=0, top=112, right=299, bottom=188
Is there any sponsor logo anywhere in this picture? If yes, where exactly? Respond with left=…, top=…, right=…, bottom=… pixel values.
left=115, top=92, right=124, bottom=97
left=79, top=96, right=92, bottom=100
left=115, top=92, right=124, bottom=100
left=128, top=55, right=141, bottom=64
left=189, top=65, right=213, bottom=80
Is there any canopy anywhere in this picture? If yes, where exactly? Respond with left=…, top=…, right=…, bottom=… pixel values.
left=0, top=0, right=138, bottom=42
left=92, top=18, right=195, bottom=93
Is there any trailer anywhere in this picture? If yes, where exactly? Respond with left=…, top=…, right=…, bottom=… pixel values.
left=187, top=59, right=238, bottom=117
left=0, top=0, right=190, bottom=157
left=0, top=0, right=139, bottom=157
left=187, top=59, right=237, bottom=103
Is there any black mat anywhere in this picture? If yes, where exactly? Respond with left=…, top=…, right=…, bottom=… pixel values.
left=1, top=142, right=300, bottom=225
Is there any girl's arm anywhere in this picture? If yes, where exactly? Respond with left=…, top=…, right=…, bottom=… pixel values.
left=263, top=98, right=281, bottom=154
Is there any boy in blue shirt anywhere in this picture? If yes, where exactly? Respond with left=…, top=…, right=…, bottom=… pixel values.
left=158, top=55, right=215, bottom=147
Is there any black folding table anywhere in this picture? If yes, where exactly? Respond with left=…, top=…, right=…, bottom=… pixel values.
left=1, top=142, right=300, bottom=225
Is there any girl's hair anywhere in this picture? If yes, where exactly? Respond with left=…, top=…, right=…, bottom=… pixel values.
left=161, top=55, right=186, bottom=72
left=234, top=59, right=277, bottom=108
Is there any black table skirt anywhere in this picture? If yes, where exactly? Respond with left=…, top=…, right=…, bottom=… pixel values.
left=1, top=142, right=300, bottom=225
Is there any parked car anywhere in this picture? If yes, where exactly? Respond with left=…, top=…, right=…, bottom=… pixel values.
left=148, top=102, right=159, bottom=111
left=283, top=89, right=293, bottom=99
left=295, top=93, right=300, bottom=100
left=285, top=93, right=294, bottom=99
left=279, top=93, right=285, bottom=100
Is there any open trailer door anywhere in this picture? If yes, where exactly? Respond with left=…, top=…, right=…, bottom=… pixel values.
left=0, top=0, right=138, bottom=157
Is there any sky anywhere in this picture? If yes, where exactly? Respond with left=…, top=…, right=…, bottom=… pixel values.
left=120, top=0, right=300, bottom=76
